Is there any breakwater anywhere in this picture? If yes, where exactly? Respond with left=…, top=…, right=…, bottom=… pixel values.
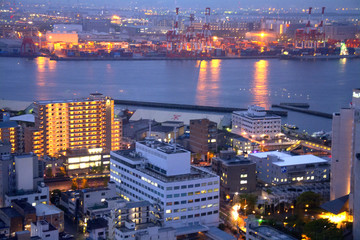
left=272, top=104, right=332, bottom=119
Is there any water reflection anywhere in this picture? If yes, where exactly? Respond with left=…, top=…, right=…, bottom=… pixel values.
left=195, top=59, right=221, bottom=106
left=35, top=57, right=57, bottom=99
left=252, top=60, right=269, bottom=108
left=339, top=58, right=347, bottom=73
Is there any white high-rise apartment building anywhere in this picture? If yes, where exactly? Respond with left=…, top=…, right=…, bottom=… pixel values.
left=110, top=139, right=220, bottom=230
left=232, top=105, right=281, bottom=139
left=331, top=88, right=360, bottom=237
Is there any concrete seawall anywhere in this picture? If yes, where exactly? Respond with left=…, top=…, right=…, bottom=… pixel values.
left=272, top=104, right=332, bottom=119
left=115, top=99, right=287, bottom=116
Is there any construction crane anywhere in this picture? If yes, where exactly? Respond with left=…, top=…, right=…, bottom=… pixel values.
left=294, top=7, right=326, bottom=49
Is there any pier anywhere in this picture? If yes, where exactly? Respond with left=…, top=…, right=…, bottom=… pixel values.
left=115, top=99, right=287, bottom=116
left=272, top=104, right=332, bottom=119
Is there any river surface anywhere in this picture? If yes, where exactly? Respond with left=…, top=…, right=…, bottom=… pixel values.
left=1, top=57, right=359, bottom=132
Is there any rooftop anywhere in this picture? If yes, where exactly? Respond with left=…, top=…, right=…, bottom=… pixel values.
left=273, top=155, right=329, bottom=167
left=111, top=150, right=217, bottom=182
left=117, top=222, right=155, bottom=233
left=321, top=195, right=349, bottom=215
left=206, top=226, right=236, bottom=240
left=215, top=156, right=255, bottom=166
left=87, top=218, right=108, bottom=231
left=125, top=201, right=151, bottom=209
left=13, top=200, right=36, bottom=214
left=35, top=203, right=62, bottom=216
left=137, top=139, right=189, bottom=154
left=10, top=114, right=35, bottom=123
left=233, top=105, right=281, bottom=119
left=0, top=121, right=18, bottom=129
left=151, top=125, right=175, bottom=133
left=249, top=151, right=291, bottom=159
left=0, top=207, right=22, bottom=218
left=251, top=225, right=297, bottom=240
left=0, top=99, right=32, bottom=111
left=35, top=94, right=110, bottom=105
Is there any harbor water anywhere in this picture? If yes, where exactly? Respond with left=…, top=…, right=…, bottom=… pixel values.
left=1, top=57, right=359, bottom=133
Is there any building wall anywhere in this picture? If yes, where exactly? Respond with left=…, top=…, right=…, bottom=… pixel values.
left=0, top=156, right=12, bottom=207
left=331, top=109, right=354, bottom=200
left=5, top=184, right=49, bottom=207
left=212, top=156, right=256, bottom=198
left=26, top=95, right=121, bottom=157
left=37, top=211, right=64, bottom=232
left=110, top=151, right=220, bottom=229
left=250, top=153, right=329, bottom=185
left=351, top=89, right=360, bottom=237
left=0, top=125, right=19, bottom=153
left=80, top=182, right=117, bottom=214
left=232, top=111, right=281, bottom=140
left=15, top=155, right=34, bottom=191
left=325, top=24, right=356, bottom=41
left=46, top=33, right=78, bottom=44
left=189, top=119, right=217, bottom=159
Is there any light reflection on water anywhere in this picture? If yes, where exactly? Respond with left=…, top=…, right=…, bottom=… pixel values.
left=195, top=59, right=221, bottom=106
left=252, top=60, right=269, bottom=108
left=35, top=57, right=57, bottom=99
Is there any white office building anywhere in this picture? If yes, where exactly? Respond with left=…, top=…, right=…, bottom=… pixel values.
left=331, top=88, right=360, bottom=237
left=249, top=151, right=330, bottom=185
left=31, top=220, right=58, bottom=240
left=232, top=105, right=281, bottom=139
left=110, top=139, right=220, bottom=230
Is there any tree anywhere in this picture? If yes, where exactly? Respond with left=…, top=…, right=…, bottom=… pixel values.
left=45, top=168, right=53, bottom=178
left=233, top=193, right=258, bottom=212
left=296, top=191, right=321, bottom=209
left=303, top=219, right=342, bottom=240
left=71, top=178, right=78, bottom=190
left=81, top=178, right=89, bottom=189
left=50, top=189, right=62, bottom=205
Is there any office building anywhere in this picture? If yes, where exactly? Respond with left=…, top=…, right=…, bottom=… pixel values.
left=63, top=148, right=111, bottom=176
left=31, top=220, right=58, bottom=240
left=0, top=200, right=36, bottom=235
left=325, top=23, right=356, bottom=41
left=0, top=152, right=47, bottom=207
left=80, top=182, right=117, bottom=214
left=110, top=139, right=220, bottom=230
left=232, top=105, right=281, bottom=139
left=212, top=150, right=256, bottom=198
left=232, top=136, right=260, bottom=155
left=24, top=93, right=122, bottom=171
left=107, top=200, right=176, bottom=240
left=331, top=88, right=360, bottom=237
left=249, top=151, right=330, bottom=185
left=189, top=119, right=218, bottom=161
left=35, top=204, right=64, bottom=232
left=87, top=218, right=108, bottom=240
left=59, top=191, right=79, bottom=217
left=0, top=142, right=14, bottom=207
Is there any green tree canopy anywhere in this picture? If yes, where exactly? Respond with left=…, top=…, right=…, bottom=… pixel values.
left=296, top=191, right=321, bottom=209
left=303, top=219, right=342, bottom=240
